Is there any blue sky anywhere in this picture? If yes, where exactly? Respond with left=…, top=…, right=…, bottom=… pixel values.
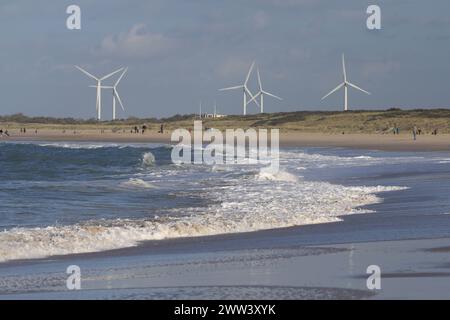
left=1, top=0, right=450, bottom=119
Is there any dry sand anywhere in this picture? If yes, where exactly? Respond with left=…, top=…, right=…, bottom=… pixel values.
left=3, top=128, right=450, bottom=151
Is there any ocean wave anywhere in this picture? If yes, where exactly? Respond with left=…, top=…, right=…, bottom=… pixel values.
left=142, top=152, right=156, bottom=167
left=119, top=178, right=157, bottom=189
left=26, top=141, right=168, bottom=150
left=279, top=150, right=425, bottom=168
left=257, top=167, right=299, bottom=182
left=37, top=143, right=121, bottom=149
left=0, top=178, right=407, bottom=263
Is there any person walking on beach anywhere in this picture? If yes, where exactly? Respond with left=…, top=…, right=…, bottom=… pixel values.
left=412, top=126, right=418, bottom=141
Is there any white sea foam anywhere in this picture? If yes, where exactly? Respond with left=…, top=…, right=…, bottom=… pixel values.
left=0, top=147, right=411, bottom=263
left=142, top=152, right=156, bottom=166
left=120, top=178, right=156, bottom=189
left=257, top=167, right=299, bottom=182
left=38, top=143, right=121, bottom=149
left=34, top=142, right=167, bottom=150
left=279, top=150, right=425, bottom=168
left=0, top=173, right=407, bottom=263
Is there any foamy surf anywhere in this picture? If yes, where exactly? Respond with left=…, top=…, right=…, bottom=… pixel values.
left=0, top=179, right=407, bottom=263
left=0, top=143, right=414, bottom=263
left=120, top=178, right=157, bottom=189
left=257, top=167, right=299, bottom=182
left=142, top=152, right=156, bottom=166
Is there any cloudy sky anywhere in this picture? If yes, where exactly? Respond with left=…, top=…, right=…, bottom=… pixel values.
left=0, top=0, right=450, bottom=119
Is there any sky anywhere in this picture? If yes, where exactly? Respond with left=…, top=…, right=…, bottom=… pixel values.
left=1, top=0, right=450, bottom=119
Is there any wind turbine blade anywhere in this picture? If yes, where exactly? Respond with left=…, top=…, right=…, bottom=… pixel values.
left=219, top=85, right=244, bottom=91
left=247, top=91, right=261, bottom=105
left=115, top=67, right=128, bottom=86
left=347, top=82, right=371, bottom=95
left=244, top=86, right=258, bottom=101
left=342, top=54, right=347, bottom=82
left=245, top=61, right=255, bottom=85
left=101, top=67, right=124, bottom=81
left=257, top=68, right=262, bottom=90
left=75, top=66, right=99, bottom=81
left=262, top=90, right=282, bottom=101
left=114, top=89, right=125, bottom=111
left=321, top=82, right=344, bottom=100
left=253, top=96, right=261, bottom=108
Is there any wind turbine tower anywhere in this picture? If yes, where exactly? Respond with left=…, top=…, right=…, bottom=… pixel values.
left=219, top=61, right=260, bottom=115
left=96, top=68, right=128, bottom=120
left=321, top=54, right=370, bottom=111
left=247, top=67, right=282, bottom=113
left=75, top=66, right=123, bottom=120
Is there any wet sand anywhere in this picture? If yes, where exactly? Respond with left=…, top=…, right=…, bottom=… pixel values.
left=0, top=235, right=449, bottom=300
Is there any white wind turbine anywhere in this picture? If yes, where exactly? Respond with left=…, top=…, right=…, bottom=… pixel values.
left=219, top=61, right=260, bottom=115
left=94, top=68, right=128, bottom=120
left=75, top=66, right=124, bottom=120
left=247, top=67, right=282, bottom=113
left=321, top=54, right=370, bottom=111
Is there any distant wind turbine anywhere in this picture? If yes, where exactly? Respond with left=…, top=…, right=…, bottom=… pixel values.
left=219, top=61, right=260, bottom=115
left=321, top=54, right=370, bottom=111
left=247, top=67, right=282, bottom=113
left=75, top=66, right=123, bottom=120
left=94, top=68, right=128, bottom=120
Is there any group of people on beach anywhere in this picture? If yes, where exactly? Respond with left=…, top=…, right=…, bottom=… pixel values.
left=391, top=125, right=439, bottom=141
left=131, top=125, right=147, bottom=134
left=0, top=129, right=10, bottom=137
left=19, top=128, right=38, bottom=135
left=129, top=124, right=164, bottom=134
left=411, top=126, right=438, bottom=140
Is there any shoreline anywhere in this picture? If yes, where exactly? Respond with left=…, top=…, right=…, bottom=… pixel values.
left=1, top=131, right=450, bottom=152
left=1, top=233, right=450, bottom=299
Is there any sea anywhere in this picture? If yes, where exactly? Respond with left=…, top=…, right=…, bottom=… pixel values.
left=1, top=141, right=450, bottom=264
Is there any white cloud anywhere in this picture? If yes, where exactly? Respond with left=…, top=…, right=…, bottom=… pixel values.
left=96, top=24, right=177, bottom=59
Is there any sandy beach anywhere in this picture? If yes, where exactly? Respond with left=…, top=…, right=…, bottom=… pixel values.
left=2, top=129, right=450, bottom=151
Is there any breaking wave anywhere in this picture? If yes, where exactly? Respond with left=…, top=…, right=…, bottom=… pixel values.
left=257, top=167, right=299, bottom=182
left=120, top=178, right=157, bottom=189
left=0, top=143, right=414, bottom=263
left=142, top=152, right=156, bottom=167
left=0, top=179, right=407, bottom=262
